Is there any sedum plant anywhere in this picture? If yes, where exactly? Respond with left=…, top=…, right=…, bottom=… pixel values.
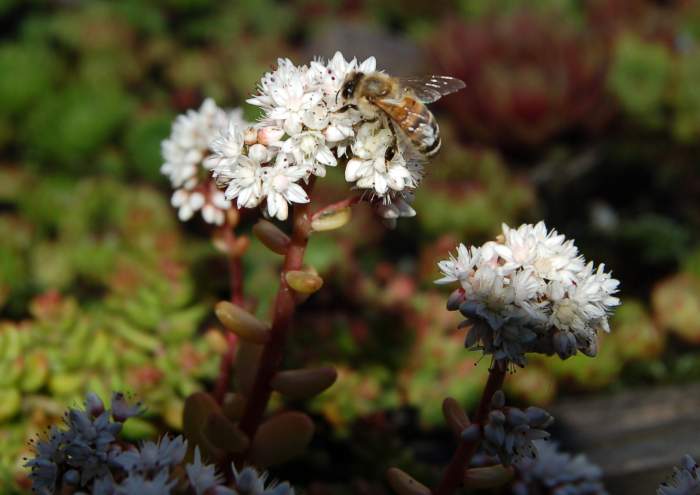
left=24, top=50, right=624, bottom=495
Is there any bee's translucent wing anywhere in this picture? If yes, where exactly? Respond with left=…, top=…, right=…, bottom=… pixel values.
left=390, top=120, right=427, bottom=163
left=397, top=75, right=466, bottom=104
left=374, top=97, right=437, bottom=161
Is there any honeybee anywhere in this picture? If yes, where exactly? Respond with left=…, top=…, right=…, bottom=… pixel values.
left=339, top=71, right=465, bottom=158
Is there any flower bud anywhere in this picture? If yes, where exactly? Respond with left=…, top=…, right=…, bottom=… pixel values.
left=525, top=407, right=554, bottom=428
left=249, top=412, right=315, bottom=468
left=253, top=220, right=290, bottom=255
left=489, top=410, right=506, bottom=425
left=215, top=301, right=269, bottom=344
left=484, top=423, right=505, bottom=446
left=111, top=392, right=142, bottom=422
left=85, top=392, right=105, bottom=417
left=553, top=331, right=577, bottom=359
left=285, top=270, right=323, bottom=294
left=461, top=424, right=481, bottom=443
left=464, top=465, right=514, bottom=489
left=386, top=467, right=430, bottom=495
left=244, top=126, right=258, bottom=145
left=258, top=126, right=285, bottom=146
left=311, top=206, right=352, bottom=232
left=446, top=288, right=466, bottom=311
left=271, top=367, right=337, bottom=400
left=63, top=469, right=80, bottom=486
left=506, top=407, right=528, bottom=426
left=249, top=143, right=270, bottom=163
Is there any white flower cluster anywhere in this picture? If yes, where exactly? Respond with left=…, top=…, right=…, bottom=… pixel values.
left=436, top=222, right=620, bottom=366
left=513, top=440, right=607, bottom=495
left=658, top=455, right=700, bottom=495
left=161, top=98, right=248, bottom=225
left=206, top=52, right=422, bottom=222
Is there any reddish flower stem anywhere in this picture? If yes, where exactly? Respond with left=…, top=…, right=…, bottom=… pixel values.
left=432, top=363, right=507, bottom=495
left=213, top=218, right=245, bottom=405
left=234, top=181, right=316, bottom=463
left=310, top=194, right=361, bottom=220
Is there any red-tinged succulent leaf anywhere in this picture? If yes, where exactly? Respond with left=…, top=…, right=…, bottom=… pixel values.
left=249, top=412, right=315, bottom=468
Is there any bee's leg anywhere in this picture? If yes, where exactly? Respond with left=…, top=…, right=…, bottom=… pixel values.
left=385, top=129, right=398, bottom=161
left=336, top=103, right=359, bottom=113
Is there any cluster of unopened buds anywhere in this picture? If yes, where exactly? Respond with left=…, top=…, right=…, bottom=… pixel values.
left=479, top=391, right=554, bottom=466
left=25, top=393, right=294, bottom=495
left=658, top=455, right=700, bottom=495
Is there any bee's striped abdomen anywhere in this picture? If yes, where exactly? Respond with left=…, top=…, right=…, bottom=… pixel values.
left=418, top=120, right=441, bottom=157
left=375, top=95, right=442, bottom=158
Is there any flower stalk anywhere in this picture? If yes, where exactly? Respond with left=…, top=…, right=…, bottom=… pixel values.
left=213, top=214, right=246, bottom=405
left=432, top=363, right=506, bottom=495
left=235, top=181, right=315, bottom=461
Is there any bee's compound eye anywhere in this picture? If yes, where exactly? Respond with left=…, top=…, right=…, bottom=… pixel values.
left=342, top=82, right=355, bottom=99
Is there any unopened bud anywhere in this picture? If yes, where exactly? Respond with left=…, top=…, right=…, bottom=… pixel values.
left=446, top=289, right=466, bottom=311
left=553, top=331, right=577, bottom=359
left=244, top=126, right=258, bottom=145
left=248, top=144, right=270, bottom=163
left=271, top=367, right=337, bottom=400
left=215, top=301, right=269, bottom=344
left=285, top=270, right=323, bottom=294
left=253, top=220, right=290, bottom=255
left=85, top=392, right=105, bottom=417
left=258, top=126, right=285, bottom=146
left=506, top=408, right=528, bottom=426
left=386, top=467, right=430, bottom=495
left=461, top=424, right=481, bottom=443
left=464, top=465, right=514, bottom=489
left=311, top=206, right=351, bottom=232
left=442, top=397, right=470, bottom=436
left=249, top=412, right=315, bottom=468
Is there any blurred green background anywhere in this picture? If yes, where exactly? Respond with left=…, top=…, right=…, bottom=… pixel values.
left=1, top=0, right=700, bottom=492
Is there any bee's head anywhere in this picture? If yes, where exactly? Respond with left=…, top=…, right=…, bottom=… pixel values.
left=340, top=72, right=364, bottom=101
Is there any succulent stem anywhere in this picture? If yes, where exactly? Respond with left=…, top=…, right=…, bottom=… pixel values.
left=232, top=179, right=316, bottom=468
left=213, top=214, right=246, bottom=405
left=432, top=362, right=507, bottom=495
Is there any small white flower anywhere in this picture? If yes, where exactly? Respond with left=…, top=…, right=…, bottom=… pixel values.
left=282, top=131, right=337, bottom=177
left=205, top=120, right=246, bottom=172
left=263, top=156, right=309, bottom=221
left=436, top=243, right=481, bottom=285
left=345, top=121, right=413, bottom=195
left=221, top=155, right=266, bottom=209
left=248, top=58, right=322, bottom=136
left=249, top=143, right=273, bottom=164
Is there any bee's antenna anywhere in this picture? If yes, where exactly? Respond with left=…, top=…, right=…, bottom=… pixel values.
left=335, top=88, right=341, bottom=105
